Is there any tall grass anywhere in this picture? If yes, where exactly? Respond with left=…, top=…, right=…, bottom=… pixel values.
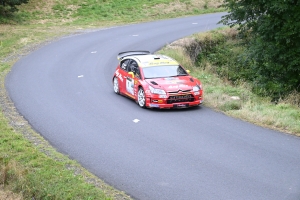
left=12, top=0, right=224, bottom=25
left=0, top=111, right=118, bottom=199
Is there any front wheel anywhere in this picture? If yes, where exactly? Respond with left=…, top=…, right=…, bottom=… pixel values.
left=113, top=76, right=120, bottom=94
left=137, top=87, right=146, bottom=108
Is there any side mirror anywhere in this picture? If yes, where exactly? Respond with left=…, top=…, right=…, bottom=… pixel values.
left=128, top=72, right=135, bottom=78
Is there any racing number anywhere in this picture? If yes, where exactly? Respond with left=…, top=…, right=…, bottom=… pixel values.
left=126, top=77, right=134, bottom=95
left=122, top=59, right=139, bottom=97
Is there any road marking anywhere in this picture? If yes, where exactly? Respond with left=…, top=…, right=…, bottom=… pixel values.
left=91, top=51, right=97, bottom=53
left=192, top=23, right=198, bottom=25
left=78, top=75, right=84, bottom=78
left=133, top=119, right=140, bottom=123
left=158, top=182, right=170, bottom=187
left=132, top=35, right=139, bottom=37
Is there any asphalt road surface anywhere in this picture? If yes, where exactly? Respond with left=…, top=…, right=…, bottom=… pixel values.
left=6, top=13, right=300, bottom=200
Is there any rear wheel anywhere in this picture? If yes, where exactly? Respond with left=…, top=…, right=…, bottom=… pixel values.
left=113, top=76, right=119, bottom=94
left=137, top=87, right=146, bottom=108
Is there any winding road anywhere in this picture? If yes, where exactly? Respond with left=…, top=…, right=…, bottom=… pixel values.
left=6, top=13, right=300, bottom=200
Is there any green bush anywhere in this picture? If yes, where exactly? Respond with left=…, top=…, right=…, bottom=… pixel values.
left=195, top=29, right=253, bottom=83
left=0, top=0, right=29, bottom=16
left=192, top=27, right=299, bottom=101
left=220, top=0, right=300, bottom=99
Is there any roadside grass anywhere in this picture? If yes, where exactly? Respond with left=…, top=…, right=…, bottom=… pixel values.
left=0, top=110, right=117, bottom=200
left=0, top=0, right=224, bottom=199
left=158, top=32, right=300, bottom=136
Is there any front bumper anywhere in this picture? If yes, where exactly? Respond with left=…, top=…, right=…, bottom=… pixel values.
left=145, top=93, right=203, bottom=109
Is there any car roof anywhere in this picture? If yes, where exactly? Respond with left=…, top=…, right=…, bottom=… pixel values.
left=124, top=54, right=179, bottom=68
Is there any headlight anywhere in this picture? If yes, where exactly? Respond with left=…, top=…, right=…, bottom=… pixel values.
left=149, top=86, right=166, bottom=95
left=193, top=85, right=200, bottom=92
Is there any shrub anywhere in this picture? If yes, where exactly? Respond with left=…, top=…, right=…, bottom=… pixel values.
left=0, top=0, right=29, bottom=16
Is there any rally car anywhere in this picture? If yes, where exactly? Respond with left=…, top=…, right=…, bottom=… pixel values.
left=112, top=51, right=203, bottom=109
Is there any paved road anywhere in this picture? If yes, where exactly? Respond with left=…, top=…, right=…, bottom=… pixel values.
left=6, top=13, right=300, bottom=200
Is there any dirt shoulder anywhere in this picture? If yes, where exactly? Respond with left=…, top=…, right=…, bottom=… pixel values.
left=0, top=186, right=23, bottom=200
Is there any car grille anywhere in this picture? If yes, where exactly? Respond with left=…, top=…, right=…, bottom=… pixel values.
left=168, top=89, right=191, bottom=94
left=167, top=94, right=194, bottom=104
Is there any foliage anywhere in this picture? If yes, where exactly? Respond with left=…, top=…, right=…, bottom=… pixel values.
left=191, top=28, right=254, bottom=84
left=0, top=0, right=29, bottom=16
left=220, top=0, right=300, bottom=99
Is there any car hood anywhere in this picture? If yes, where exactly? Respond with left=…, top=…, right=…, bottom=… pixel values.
left=145, top=76, right=197, bottom=92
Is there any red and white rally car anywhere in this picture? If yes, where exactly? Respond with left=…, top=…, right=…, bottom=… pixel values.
left=112, top=51, right=203, bottom=109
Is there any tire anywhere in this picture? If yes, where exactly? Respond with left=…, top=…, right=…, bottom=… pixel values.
left=137, top=87, right=146, bottom=108
left=113, top=76, right=120, bottom=94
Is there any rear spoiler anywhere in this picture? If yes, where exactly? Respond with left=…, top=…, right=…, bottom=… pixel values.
left=117, top=50, right=151, bottom=60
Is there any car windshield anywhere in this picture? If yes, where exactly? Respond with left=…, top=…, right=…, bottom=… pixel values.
left=143, top=65, right=188, bottom=79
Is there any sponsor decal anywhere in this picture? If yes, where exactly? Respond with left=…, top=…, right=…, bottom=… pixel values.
left=115, top=69, right=123, bottom=82
left=168, top=85, right=178, bottom=89
left=168, top=84, right=190, bottom=89
left=144, top=60, right=178, bottom=67
left=165, top=78, right=183, bottom=84
left=126, top=78, right=134, bottom=95
left=150, top=104, right=160, bottom=108
left=164, top=77, right=178, bottom=80
left=173, top=104, right=188, bottom=108
left=148, top=61, right=170, bottom=65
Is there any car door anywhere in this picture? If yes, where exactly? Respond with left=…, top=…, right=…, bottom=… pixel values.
left=125, top=60, right=138, bottom=98
left=118, top=59, right=130, bottom=94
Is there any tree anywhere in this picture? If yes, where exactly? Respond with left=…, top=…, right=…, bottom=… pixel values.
left=220, top=0, right=300, bottom=97
left=0, top=0, right=29, bottom=15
